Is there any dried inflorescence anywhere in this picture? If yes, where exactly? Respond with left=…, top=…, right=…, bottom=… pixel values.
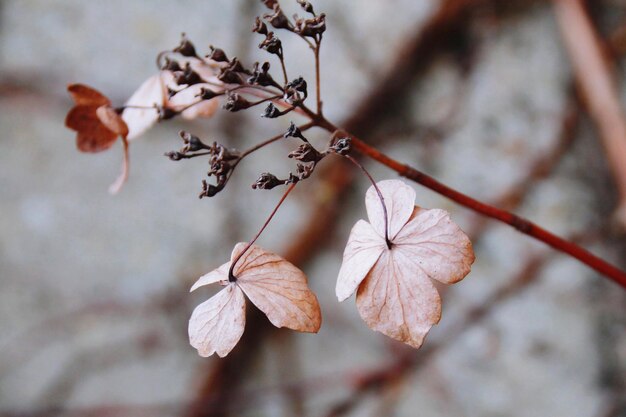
left=64, top=0, right=476, bottom=358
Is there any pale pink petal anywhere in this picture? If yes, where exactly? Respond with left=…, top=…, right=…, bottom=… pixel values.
left=108, top=137, right=129, bottom=195
left=394, top=207, right=474, bottom=284
left=122, top=74, right=165, bottom=140
left=188, top=284, right=246, bottom=357
left=167, top=84, right=220, bottom=120
left=190, top=261, right=230, bottom=292
left=189, top=60, right=224, bottom=86
left=336, top=220, right=386, bottom=301
left=365, top=180, right=416, bottom=241
left=231, top=243, right=322, bottom=333
left=356, top=249, right=441, bottom=348
left=96, top=105, right=128, bottom=138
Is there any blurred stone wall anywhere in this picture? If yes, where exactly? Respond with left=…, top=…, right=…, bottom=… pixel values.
left=1, top=1, right=625, bottom=416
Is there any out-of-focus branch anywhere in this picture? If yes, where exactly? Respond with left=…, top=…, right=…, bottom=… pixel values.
left=324, top=250, right=557, bottom=417
left=553, top=0, right=626, bottom=229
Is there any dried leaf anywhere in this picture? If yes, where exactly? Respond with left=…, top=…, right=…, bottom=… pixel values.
left=336, top=179, right=475, bottom=348
left=188, top=243, right=321, bottom=357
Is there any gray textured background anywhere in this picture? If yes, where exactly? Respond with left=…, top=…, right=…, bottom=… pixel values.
left=1, top=1, right=625, bottom=416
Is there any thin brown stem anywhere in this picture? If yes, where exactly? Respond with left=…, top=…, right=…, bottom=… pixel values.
left=228, top=182, right=297, bottom=281
left=278, top=51, right=288, bottom=86
left=239, top=122, right=314, bottom=160
left=345, top=155, right=391, bottom=248
left=315, top=37, right=322, bottom=115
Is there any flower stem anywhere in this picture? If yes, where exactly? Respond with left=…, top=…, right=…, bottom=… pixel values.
left=345, top=155, right=391, bottom=248
left=315, top=37, right=322, bottom=115
left=228, top=182, right=297, bottom=282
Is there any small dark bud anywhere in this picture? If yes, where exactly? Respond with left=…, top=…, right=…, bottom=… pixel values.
left=252, top=16, right=268, bottom=35
left=165, top=151, right=184, bottom=161
left=287, top=173, right=300, bottom=184
left=283, top=87, right=303, bottom=105
left=223, top=92, right=251, bottom=112
left=199, top=180, right=222, bottom=199
left=297, top=0, right=315, bottom=14
left=263, top=5, right=292, bottom=30
left=287, top=76, right=308, bottom=94
left=329, top=137, right=351, bottom=155
left=259, top=32, right=282, bottom=56
left=218, top=69, right=243, bottom=85
left=206, top=45, right=228, bottom=62
left=284, top=121, right=304, bottom=139
left=209, top=160, right=231, bottom=177
left=173, top=63, right=203, bottom=86
left=179, top=131, right=209, bottom=152
left=228, top=57, right=249, bottom=74
left=295, top=163, right=315, bottom=180
left=248, top=62, right=277, bottom=87
left=173, top=34, right=198, bottom=57
left=288, top=143, right=323, bottom=163
left=262, top=102, right=281, bottom=118
left=158, top=107, right=178, bottom=121
left=162, top=57, right=182, bottom=72
left=260, top=0, right=278, bottom=9
left=196, top=87, right=219, bottom=100
left=252, top=172, right=284, bottom=190
left=293, top=13, right=326, bottom=37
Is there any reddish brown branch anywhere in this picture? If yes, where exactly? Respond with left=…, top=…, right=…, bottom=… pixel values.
left=325, top=126, right=626, bottom=289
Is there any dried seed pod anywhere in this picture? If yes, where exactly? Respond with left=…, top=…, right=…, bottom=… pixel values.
left=259, top=32, right=282, bottom=56
left=206, top=45, right=229, bottom=62
left=263, top=4, right=291, bottom=30
left=252, top=172, right=284, bottom=190
left=173, top=34, right=198, bottom=58
left=223, top=92, right=251, bottom=112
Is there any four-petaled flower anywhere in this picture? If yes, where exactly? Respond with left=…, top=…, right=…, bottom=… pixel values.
left=336, top=180, right=475, bottom=348
left=189, top=243, right=322, bottom=357
left=65, top=84, right=130, bottom=194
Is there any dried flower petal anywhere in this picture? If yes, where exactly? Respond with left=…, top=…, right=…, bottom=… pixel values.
left=121, top=75, right=164, bottom=140
left=365, top=180, right=415, bottom=240
left=355, top=249, right=441, bottom=348
left=188, top=285, right=246, bottom=358
left=336, top=220, right=386, bottom=302
left=65, top=84, right=120, bottom=152
left=231, top=243, right=321, bottom=332
left=393, top=207, right=474, bottom=284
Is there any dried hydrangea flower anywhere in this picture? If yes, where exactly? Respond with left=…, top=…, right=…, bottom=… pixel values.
left=65, top=84, right=130, bottom=194
left=189, top=243, right=322, bottom=357
left=336, top=180, right=475, bottom=348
